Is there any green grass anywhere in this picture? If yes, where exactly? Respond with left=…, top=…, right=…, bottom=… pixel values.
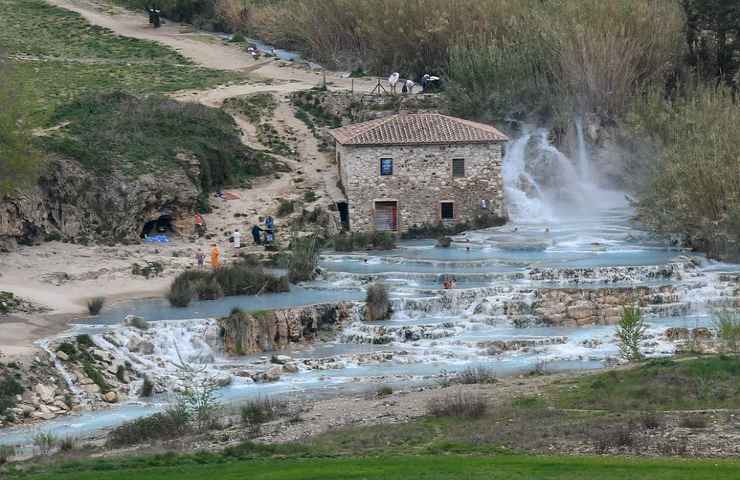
left=9, top=453, right=740, bottom=480
left=557, top=356, right=740, bottom=411
left=0, top=0, right=236, bottom=123
left=222, top=93, right=278, bottom=124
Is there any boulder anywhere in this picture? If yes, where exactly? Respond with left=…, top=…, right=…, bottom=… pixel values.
left=34, top=384, right=56, bottom=404
left=102, top=391, right=118, bottom=403
left=56, top=350, right=69, bottom=362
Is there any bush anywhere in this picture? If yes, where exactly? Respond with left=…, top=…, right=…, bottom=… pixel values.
left=140, top=377, right=155, bottom=397
left=713, top=309, right=740, bottom=355
left=365, top=283, right=390, bottom=321
left=108, top=405, right=191, bottom=447
left=58, top=436, right=76, bottom=452
left=616, top=305, right=646, bottom=362
left=457, top=366, right=497, bottom=385
left=376, top=386, right=393, bottom=397
left=333, top=231, right=397, bottom=252
left=167, top=278, right=196, bottom=307
left=87, top=296, right=105, bottom=315
left=116, top=365, right=127, bottom=383
left=303, top=191, right=319, bottom=203
left=196, top=278, right=225, bottom=301
left=82, top=361, right=112, bottom=394
left=679, top=414, right=707, bottom=429
left=640, top=413, right=663, bottom=430
left=593, top=424, right=635, bottom=453
left=287, top=235, right=320, bottom=283
left=240, top=397, right=287, bottom=430
left=32, top=432, right=58, bottom=455
left=276, top=198, right=296, bottom=217
left=0, top=445, right=15, bottom=465
left=426, top=391, right=487, bottom=418
left=0, top=376, right=23, bottom=416
left=125, top=316, right=149, bottom=331
left=76, top=334, right=95, bottom=348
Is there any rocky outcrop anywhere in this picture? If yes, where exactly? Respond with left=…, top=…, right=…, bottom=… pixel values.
left=0, top=156, right=200, bottom=248
left=219, top=303, right=356, bottom=355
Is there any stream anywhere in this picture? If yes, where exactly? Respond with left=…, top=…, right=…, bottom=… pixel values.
left=2, top=125, right=738, bottom=447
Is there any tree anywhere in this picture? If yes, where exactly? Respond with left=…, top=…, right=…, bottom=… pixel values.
left=713, top=308, right=740, bottom=355
left=682, top=0, right=740, bottom=84
left=616, top=305, right=646, bottom=362
left=0, top=54, right=40, bottom=194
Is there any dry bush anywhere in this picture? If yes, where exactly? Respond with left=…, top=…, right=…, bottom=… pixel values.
left=365, top=282, right=391, bottom=321
left=427, top=391, right=487, bottom=418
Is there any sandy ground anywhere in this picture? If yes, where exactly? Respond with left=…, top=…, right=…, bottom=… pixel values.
left=0, top=0, right=384, bottom=359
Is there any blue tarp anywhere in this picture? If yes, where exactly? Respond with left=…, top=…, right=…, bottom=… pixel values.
left=143, top=234, right=170, bottom=243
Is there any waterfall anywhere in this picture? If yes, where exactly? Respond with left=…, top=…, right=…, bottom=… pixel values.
left=502, top=128, right=553, bottom=223
left=575, top=116, right=591, bottom=182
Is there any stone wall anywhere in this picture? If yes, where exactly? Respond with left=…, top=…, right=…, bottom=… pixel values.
left=219, top=303, right=356, bottom=355
left=338, top=142, right=505, bottom=232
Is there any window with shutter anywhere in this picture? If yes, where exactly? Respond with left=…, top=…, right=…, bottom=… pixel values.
left=452, top=158, right=465, bottom=177
left=380, top=158, right=393, bottom=176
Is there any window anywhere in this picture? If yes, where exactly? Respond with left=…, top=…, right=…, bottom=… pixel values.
left=441, top=202, right=454, bottom=220
left=380, top=158, right=393, bottom=176
left=452, top=158, right=465, bottom=177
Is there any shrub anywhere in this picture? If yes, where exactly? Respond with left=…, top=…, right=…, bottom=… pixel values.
left=0, top=445, right=15, bottom=465
left=616, top=305, right=646, bottom=362
left=32, top=432, right=58, bottom=455
left=713, top=309, right=740, bottom=355
left=333, top=231, right=398, bottom=252
left=167, top=278, right=196, bottom=307
left=116, top=365, right=127, bottom=383
left=76, top=334, right=94, bottom=348
left=276, top=198, right=296, bottom=217
left=240, top=397, right=287, bottom=430
left=427, top=391, right=487, bottom=418
left=56, top=342, right=77, bottom=359
left=196, top=278, right=225, bottom=301
left=108, top=405, right=191, bottom=447
left=82, top=361, right=111, bottom=393
left=457, top=366, right=497, bottom=385
left=376, top=386, right=393, bottom=397
left=0, top=376, right=23, bottom=416
left=679, top=414, right=707, bottom=429
left=365, top=283, right=390, bottom=321
left=303, top=191, right=319, bottom=203
left=125, top=316, right=149, bottom=331
left=140, top=377, right=155, bottom=397
left=86, top=296, right=105, bottom=315
left=288, top=235, right=320, bottom=283
left=58, top=436, right=76, bottom=452
left=640, top=413, right=663, bottom=430
left=593, top=424, right=635, bottom=453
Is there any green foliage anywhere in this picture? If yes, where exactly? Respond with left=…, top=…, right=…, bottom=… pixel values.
left=277, top=198, right=297, bottom=217
left=627, top=84, right=740, bottom=260
left=43, top=93, right=268, bottom=196
left=75, top=334, right=94, bottom=348
left=713, top=309, right=740, bottom=354
left=0, top=376, right=23, bottom=416
left=303, top=191, right=319, bottom=203
left=32, top=432, right=58, bottom=455
left=558, top=356, right=740, bottom=411
left=107, top=405, right=192, bottom=447
left=376, top=385, right=393, bottom=397
left=333, top=231, right=397, bottom=252
left=287, top=235, right=320, bottom=283
left=0, top=0, right=235, bottom=123
left=222, top=93, right=278, bottom=124
left=402, top=214, right=506, bottom=240
left=0, top=55, right=41, bottom=194
left=365, top=282, right=390, bottom=321
left=139, top=377, right=155, bottom=397
left=86, top=297, right=105, bottom=316
left=682, top=0, right=740, bottom=85
left=0, top=444, right=15, bottom=465
left=615, top=306, right=646, bottom=362
left=240, top=396, right=287, bottom=432
left=167, top=262, right=289, bottom=307
left=82, top=361, right=112, bottom=393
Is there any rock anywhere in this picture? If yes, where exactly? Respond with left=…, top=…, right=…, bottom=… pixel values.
left=283, top=363, right=299, bottom=373
left=81, top=383, right=101, bottom=394
left=22, top=390, right=40, bottom=407
left=56, top=350, right=69, bottom=362
left=123, top=315, right=149, bottom=330
left=271, top=355, right=292, bottom=365
left=436, top=237, right=452, bottom=248
left=213, top=374, right=232, bottom=387
left=53, top=400, right=69, bottom=411
left=102, top=391, right=118, bottom=403
left=665, top=327, right=690, bottom=340
left=692, top=327, right=713, bottom=339
left=127, top=337, right=155, bottom=355
left=31, top=411, right=56, bottom=421
left=34, top=384, right=56, bottom=404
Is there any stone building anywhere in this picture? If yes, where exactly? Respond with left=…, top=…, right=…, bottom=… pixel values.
left=330, top=112, right=508, bottom=232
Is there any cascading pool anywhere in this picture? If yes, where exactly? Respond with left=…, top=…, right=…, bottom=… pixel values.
left=2, top=124, right=737, bottom=447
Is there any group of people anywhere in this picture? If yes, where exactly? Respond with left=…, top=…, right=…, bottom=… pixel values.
left=195, top=245, right=221, bottom=270
left=387, top=72, right=440, bottom=94
left=251, top=216, right=276, bottom=246
left=145, top=6, right=161, bottom=28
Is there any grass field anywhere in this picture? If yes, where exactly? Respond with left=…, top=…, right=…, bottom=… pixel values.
left=10, top=453, right=740, bottom=480
left=0, top=0, right=236, bottom=123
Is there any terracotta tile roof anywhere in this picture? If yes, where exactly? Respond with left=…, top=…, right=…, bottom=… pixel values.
left=330, top=113, right=508, bottom=146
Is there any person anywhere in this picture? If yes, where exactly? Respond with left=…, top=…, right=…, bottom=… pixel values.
left=450, top=277, right=457, bottom=289
left=264, top=229, right=274, bottom=245
left=401, top=82, right=408, bottom=94
left=195, top=249, right=205, bottom=269
left=405, top=79, right=415, bottom=94
left=265, top=215, right=274, bottom=231
left=251, top=224, right=263, bottom=245
left=442, top=278, right=451, bottom=289
left=210, top=245, right=221, bottom=269
left=233, top=229, right=241, bottom=249
left=194, top=213, right=206, bottom=237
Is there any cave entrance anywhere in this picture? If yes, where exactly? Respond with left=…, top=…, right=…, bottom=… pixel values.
left=141, top=215, right=174, bottom=238
left=337, top=202, right=349, bottom=231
